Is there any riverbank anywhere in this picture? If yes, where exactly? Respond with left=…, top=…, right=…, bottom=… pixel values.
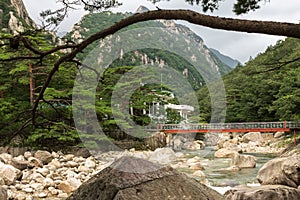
left=0, top=131, right=298, bottom=199
left=0, top=147, right=280, bottom=199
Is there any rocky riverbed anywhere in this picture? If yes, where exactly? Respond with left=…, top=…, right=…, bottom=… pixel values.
left=0, top=131, right=298, bottom=199
left=0, top=150, right=280, bottom=199
left=0, top=148, right=205, bottom=199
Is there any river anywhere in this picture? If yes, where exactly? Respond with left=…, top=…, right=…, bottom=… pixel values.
left=179, top=147, right=276, bottom=194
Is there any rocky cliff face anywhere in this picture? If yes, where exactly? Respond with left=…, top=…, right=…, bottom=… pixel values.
left=10, top=0, right=31, bottom=25
left=0, top=0, right=35, bottom=34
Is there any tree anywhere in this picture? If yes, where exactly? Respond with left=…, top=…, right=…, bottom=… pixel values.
left=1, top=0, right=300, bottom=144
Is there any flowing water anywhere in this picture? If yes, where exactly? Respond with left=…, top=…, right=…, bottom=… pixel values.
left=179, top=147, right=276, bottom=194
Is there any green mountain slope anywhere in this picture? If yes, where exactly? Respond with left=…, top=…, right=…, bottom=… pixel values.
left=198, top=38, right=300, bottom=122
left=210, top=48, right=240, bottom=68
left=65, top=8, right=233, bottom=90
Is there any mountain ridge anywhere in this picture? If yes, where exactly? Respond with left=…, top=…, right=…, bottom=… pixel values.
left=210, top=48, right=241, bottom=68
left=65, top=8, right=237, bottom=89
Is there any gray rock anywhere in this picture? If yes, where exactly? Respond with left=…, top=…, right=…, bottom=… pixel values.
left=23, top=151, right=32, bottom=159
left=9, top=158, right=28, bottom=170
left=63, top=147, right=91, bottom=158
left=0, top=161, right=22, bottom=185
left=58, top=181, right=73, bottom=194
left=148, top=148, right=177, bottom=165
left=192, top=170, right=206, bottom=182
left=36, top=167, right=49, bottom=177
left=85, top=158, right=96, bottom=168
left=215, top=148, right=238, bottom=158
left=7, top=147, right=28, bottom=157
left=0, top=177, right=5, bottom=185
left=27, top=157, right=43, bottom=168
left=274, top=131, right=285, bottom=138
left=65, top=161, right=79, bottom=168
left=172, top=136, right=185, bottom=150
left=58, top=193, right=69, bottom=198
left=67, top=156, right=223, bottom=200
left=73, top=148, right=91, bottom=158
left=257, top=155, right=300, bottom=188
left=0, top=153, right=12, bottom=164
left=231, top=153, right=256, bottom=168
left=38, top=192, right=48, bottom=198
left=219, top=165, right=241, bottom=172
left=0, top=186, right=7, bottom=200
left=43, top=177, right=55, bottom=187
left=242, top=132, right=263, bottom=143
left=64, top=154, right=75, bottom=161
left=67, top=178, right=82, bottom=191
left=34, top=150, right=53, bottom=165
left=224, top=185, right=300, bottom=200
left=185, top=140, right=205, bottom=150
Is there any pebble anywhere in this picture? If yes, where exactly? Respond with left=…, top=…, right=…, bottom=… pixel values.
left=57, top=192, right=69, bottom=198
left=37, top=192, right=48, bottom=198
left=22, top=187, right=33, bottom=193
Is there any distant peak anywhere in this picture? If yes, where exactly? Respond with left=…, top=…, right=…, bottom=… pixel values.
left=136, top=5, right=150, bottom=13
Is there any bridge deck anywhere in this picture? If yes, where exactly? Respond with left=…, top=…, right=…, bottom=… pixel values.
left=158, top=121, right=300, bottom=134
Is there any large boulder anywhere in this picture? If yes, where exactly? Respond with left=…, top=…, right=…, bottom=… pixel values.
left=257, top=155, right=300, bottom=188
left=215, top=148, right=238, bottom=158
left=172, top=136, right=185, bottom=150
left=0, top=161, right=22, bottom=185
left=67, top=156, right=223, bottom=200
left=148, top=148, right=177, bottom=165
left=185, top=140, right=205, bottom=150
left=34, top=150, right=53, bottom=165
left=242, top=132, right=264, bottom=143
left=231, top=154, right=256, bottom=168
left=224, top=185, right=300, bottom=200
left=9, top=157, right=28, bottom=170
left=274, top=131, right=285, bottom=139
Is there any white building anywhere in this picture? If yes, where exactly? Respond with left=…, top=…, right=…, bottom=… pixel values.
left=164, top=103, right=194, bottom=121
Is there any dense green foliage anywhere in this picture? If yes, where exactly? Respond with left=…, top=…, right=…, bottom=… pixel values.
left=198, top=38, right=300, bottom=122
left=96, top=66, right=182, bottom=135
left=0, top=31, right=79, bottom=148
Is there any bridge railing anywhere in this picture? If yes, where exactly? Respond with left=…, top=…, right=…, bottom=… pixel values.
left=286, top=121, right=300, bottom=128
left=158, top=121, right=300, bottom=131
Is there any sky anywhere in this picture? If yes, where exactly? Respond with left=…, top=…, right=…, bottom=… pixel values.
left=22, top=0, right=300, bottom=63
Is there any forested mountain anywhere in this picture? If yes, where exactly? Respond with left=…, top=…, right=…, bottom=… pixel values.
left=198, top=38, right=300, bottom=123
left=209, top=48, right=240, bottom=68
left=5, top=1, right=295, bottom=150
left=65, top=7, right=233, bottom=90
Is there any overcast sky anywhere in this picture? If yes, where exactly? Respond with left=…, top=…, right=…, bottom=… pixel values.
left=22, top=0, right=300, bottom=63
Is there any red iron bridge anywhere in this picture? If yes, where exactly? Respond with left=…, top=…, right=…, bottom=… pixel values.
left=156, top=121, right=300, bottom=134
